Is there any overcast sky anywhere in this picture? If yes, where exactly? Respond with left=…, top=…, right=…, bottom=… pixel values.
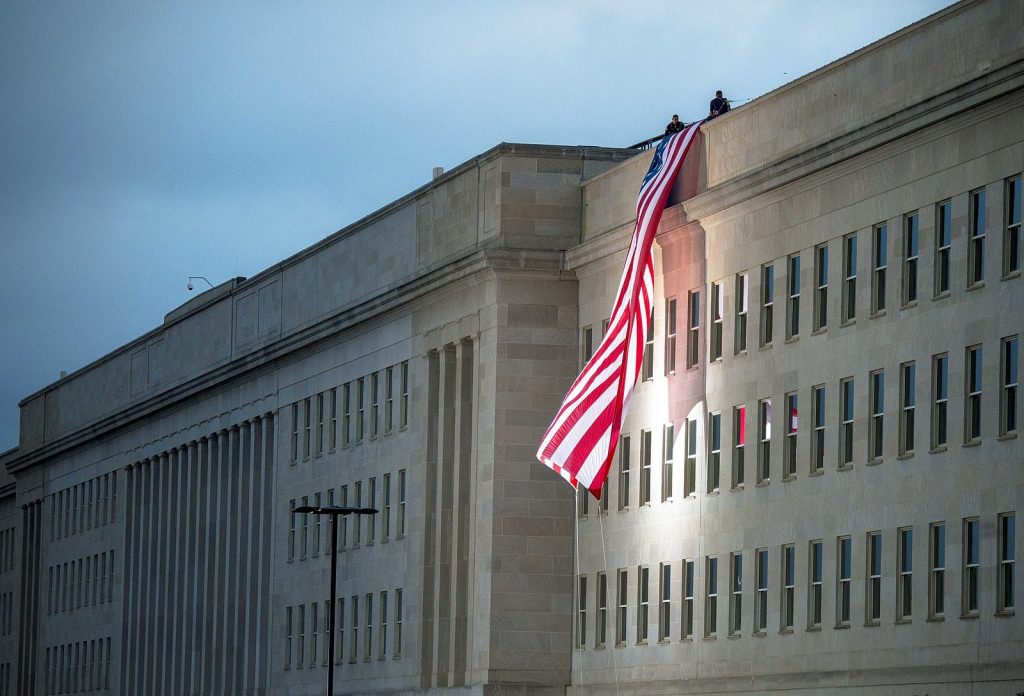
left=0, top=0, right=951, bottom=451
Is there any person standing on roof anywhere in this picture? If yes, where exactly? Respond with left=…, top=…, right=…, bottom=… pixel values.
left=708, top=90, right=731, bottom=119
left=664, top=114, right=685, bottom=134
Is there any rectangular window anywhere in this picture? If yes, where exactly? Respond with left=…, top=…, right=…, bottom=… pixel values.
left=809, top=540, right=823, bottom=628
left=298, top=604, right=306, bottom=669
left=290, top=403, right=299, bottom=463
left=364, top=593, right=373, bottom=661
left=682, top=560, right=695, bottom=639
left=311, top=601, right=319, bottom=666
left=313, top=492, right=322, bottom=556
left=596, top=572, right=608, bottom=647
left=659, top=563, right=671, bottom=642
left=684, top=419, right=697, bottom=497
left=898, top=528, right=913, bottom=621
left=710, top=283, right=723, bottom=361
left=616, top=569, right=628, bottom=645
left=869, top=370, right=884, bottom=461
left=353, top=482, right=362, bottom=547
left=400, top=361, right=410, bottom=429
left=840, top=378, right=854, bottom=466
left=900, top=362, right=916, bottom=455
left=300, top=495, right=309, bottom=559
left=577, top=575, right=587, bottom=648
left=757, top=398, right=771, bottom=483
left=837, top=536, right=852, bottom=626
left=599, top=479, right=608, bottom=514
left=708, top=413, right=721, bottom=493
left=729, top=552, right=743, bottom=635
left=1001, top=336, right=1018, bottom=436
left=637, top=566, right=650, bottom=644
left=687, top=290, right=700, bottom=368
left=639, top=429, right=652, bottom=506
left=733, top=405, right=746, bottom=487
left=379, top=591, right=388, bottom=659
left=329, top=387, right=338, bottom=449
left=966, top=345, right=983, bottom=442
left=664, top=300, right=676, bottom=375
left=582, top=325, right=594, bottom=366
left=394, top=589, right=403, bottom=657
left=342, top=383, right=351, bottom=447
left=933, top=354, right=949, bottom=448
left=662, top=424, right=674, bottom=502
left=814, top=243, right=829, bottom=331
left=935, top=201, right=952, bottom=295
left=812, top=386, right=825, bottom=473
left=963, top=517, right=980, bottom=616
left=1005, top=174, right=1022, bottom=276
left=998, top=512, right=1015, bottom=612
left=969, top=188, right=986, bottom=286
left=618, top=435, right=630, bottom=510
left=642, top=307, right=655, bottom=381
left=872, top=223, right=887, bottom=314
left=842, top=233, right=857, bottom=323
left=398, top=469, right=406, bottom=537
left=339, top=485, right=348, bottom=549
left=735, top=273, right=749, bottom=353
left=577, top=479, right=589, bottom=518
left=367, top=477, right=377, bottom=543
left=929, top=523, right=945, bottom=618
left=356, top=378, right=365, bottom=442
left=385, top=367, right=394, bottom=434
left=787, top=254, right=801, bottom=339
left=760, top=264, right=774, bottom=347
left=705, top=557, right=718, bottom=637
left=754, top=549, right=768, bottom=633
left=316, top=393, right=325, bottom=455
left=903, top=212, right=919, bottom=304
left=303, top=397, right=312, bottom=459
left=382, top=473, right=391, bottom=541
left=866, top=532, right=881, bottom=623
left=288, top=500, right=296, bottom=561
left=335, top=598, right=344, bottom=664
left=781, top=544, right=795, bottom=631
left=784, top=392, right=797, bottom=478
left=285, top=606, right=293, bottom=669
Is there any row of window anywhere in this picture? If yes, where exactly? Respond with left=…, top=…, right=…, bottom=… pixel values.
left=42, top=637, right=112, bottom=695
left=48, top=472, right=117, bottom=542
left=289, top=361, right=411, bottom=463
left=46, top=550, right=116, bottom=616
left=288, top=470, right=407, bottom=561
left=578, top=336, right=1018, bottom=515
left=285, top=589, right=403, bottom=670
left=577, top=513, right=1016, bottom=648
left=0, top=592, right=12, bottom=637
left=0, top=528, right=13, bottom=573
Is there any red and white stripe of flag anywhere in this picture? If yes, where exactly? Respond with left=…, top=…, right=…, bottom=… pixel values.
left=537, top=122, right=701, bottom=497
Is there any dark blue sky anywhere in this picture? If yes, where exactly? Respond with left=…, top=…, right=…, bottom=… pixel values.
left=0, top=0, right=950, bottom=450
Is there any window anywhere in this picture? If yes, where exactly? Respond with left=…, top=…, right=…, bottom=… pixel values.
left=398, top=469, right=406, bottom=537
left=367, top=478, right=377, bottom=543
left=898, top=528, right=913, bottom=621
left=303, top=397, right=312, bottom=458
left=933, top=354, right=949, bottom=448
left=757, top=398, right=771, bottom=483
left=383, top=473, right=391, bottom=541
left=659, top=563, right=671, bottom=641
left=900, top=362, right=916, bottom=455
left=784, top=392, right=797, bottom=478
left=577, top=481, right=589, bottom=518
left=929, top=523, right=945, bottom=618
left=379, top=591, right=388, bottom=659
left=837, top=536, right=852, bottom=626
left=394, top=588, right=403, bottom=657
left=754, top=549, right=768, bottom=633
left=616, top=569, right=628, bottom=645
left=682, top=560, right=695, bottom=639
left=300, top=495, right=309, bottom=559
left=637, top=566, right=650, bottom=644
left=599, top=479, right=609, bottom=514
left=385, top=367, right=394, bottom=434
left=288, top=500, right=296, bottom=561
left=662, top=424, right=674, bottom=502
left=903, top=213, right=919, bottom=304
left=298, top=604, right=306, bottom=668
left=760, top=264, right=774, bottom=347
left=639, top=430, right=652, bottom=506
left=329, top=387, right=338, bottom=449
left=335, top=598, right=344, bottom=664
left=809, top=540, right=823, bottom=628
left=577, top=575, right=587, bottom=648
left=787, top=254, right=801, bottom=339
left=340, top=486, right=348, bottom=549
left=684, top=419, right=697, bottom=497
left=364, top=593, right=373, bottom=661
left=1001, top=336, right=1018, bottom=436
left=290, top=403, right=299, bottom=463
left=705, top=557, right=718, bottom=637
left=708, top=413, right=721, bottom=493
left=935, top=201, right=952, bottom=295
left=872, top=224, right=887, bottom=314
left=642, top=307, right=655, bottom=381
left=781, top=544, right=795, bottom=631
left=866, top=532, right=881, bottom=623
left=733, top=405, right=746, bottom=487
left=400, top=361, right=410, bottom=429
left=869, top=370, right=884, bottom=461
left=313, top=492, right=322, bottom=556
left=729, top=552, right=743, bottom=635
left=664, top=300, right=676, bottom=374
left=710, top=283, right=723, bottom=361
left=963, top=517, right=980, bottom=616
left=356, top=378, right=365, bottom=442
left=969, top=188, right=986, bottom=286
left=686, top=291, right=700, bottom=368
left=1005, top=174, right=1022, bottom=276
left=840, top=378, right=854, bottom=466
left=842, top=233, right=857, bottom=323
left=965, top=345, right=983, bottom=442
left=353, top=482, right=362, bottom=547
left=285, top=606, right=293, bottom=669
left=582, top=325, right=594, bottom=366
left=316, top=393, right=325, bottom=455
left=311, top=601, right=319, bottom=666
left=596, top=572, right=608, bottom=647
left=812, top=386, right=825, bottom=473
left=735, top=272, right=748, bottom=353
left=998, top=512, right=1015, bottom=612
left=814, top=244, right=829, bottom=331
left=618, top=435, right=630, bottom=510
left=342, top=383, right=351, bottom=447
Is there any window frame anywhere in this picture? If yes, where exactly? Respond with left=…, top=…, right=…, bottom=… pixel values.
left=787, top=254, right=801, bottom=339
left=872, top=223, right=887, bottom=314
left=903, top=212, right=919, bottom=305
left=842, top=233, right=857, bottom=323
left=935, top=201, right=952, bottom=296
left=760, top=264, right=774, bottom=347
left=1004, top=174, right=1022, bottom=277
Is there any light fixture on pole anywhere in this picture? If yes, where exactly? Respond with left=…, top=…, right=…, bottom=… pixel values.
left=187, top=276, right=214, bottom=291
left=292, top=504, right=378, bottom=695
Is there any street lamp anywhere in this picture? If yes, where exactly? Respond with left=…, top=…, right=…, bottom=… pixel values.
left=293, top=504, right=378, bottom=695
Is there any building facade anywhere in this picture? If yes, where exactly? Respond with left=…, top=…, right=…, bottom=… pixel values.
left=2, top=0, right=1022, bottom=694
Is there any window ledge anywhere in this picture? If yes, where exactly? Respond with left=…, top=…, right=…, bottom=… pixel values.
left=731, top=484, right=745, bottom=491
left=866, top=458, right=883, bottom=466
left=895, top=618, right=912, bottom=625
left=926, top=615, right=945, bottom=623
left=782, top=475, right=796, bottom=483
left=1002, top=270, right=1021, bottom=281
left=752, top=631, right=767, bottom=638
left=808, top=469, right=824, bottom=477
left=900, top=301, right=918, bottom=310
left=929, top=446, right=947, bottom=454
left=810, top=328, right=827, bottom=337
left=962, top=440, right=981, bottom=448
left=995, top=609, right=1016, bottom=617
left=932, top=291, right=950, bottom=301
left=702, top=635, right=717, bottom=642
left=997, top=433, right=1018, bottom=441
left=784, top=336, right=799, bottom=345
left=967, top=281, right=985, bottom=292
left=896, top=452, right=914, bottom=461
left=726, top=634, right=741, bottom=640
left=834, top=623, right=851, bottom=630
left=840, top=320, right=856, bottom=328
left=755, top=481, right=770, bottom=488
left=778, top=628, right=793, bottom=635
left=805, top=626, right=821, bottom=633
left=734, top=350, right=748, bottom=358
left=838, top=464, right=854, bottom=472
left=959, top=613, right=979, bottom=620
left=870, top=309, right=887, bottom=319
left=863, top=621, right=879, bottom=628
left=759, top=343, right=773, bottom=352
left=707, top=490, right=720, bottom=497
left=657, top=639, right=670, bottom=645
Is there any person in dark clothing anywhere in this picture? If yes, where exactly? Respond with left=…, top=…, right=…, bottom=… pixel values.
left=708, top=90, right=731, bottom=119
left=665, top=114, right=685, bottom=134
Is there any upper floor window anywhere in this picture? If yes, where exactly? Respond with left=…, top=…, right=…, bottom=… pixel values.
left=686, top=290, right=700, bottom=369
left=735, top=273, right=749, bottom=354
left=664, top=300, right=677, bottom=375
left=814, top=244, right=829, bottom=331
left=1004, top=174, right=1022, bottom=277
left=969, top=188, right=986, bottom=287
left=760, top=265, right=775, bottom=347
left=787, top=254, right=801, bottom=339
left=872, top=224, right=887, bottom=314
left=842, top=234, right=857, bottom=323
left=935, top=201, right=952, bottom=296
left=903, top=213, right=919, bottom=305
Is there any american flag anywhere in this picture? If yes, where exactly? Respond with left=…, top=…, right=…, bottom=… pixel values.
left=537, top=122, right=701, bottom=497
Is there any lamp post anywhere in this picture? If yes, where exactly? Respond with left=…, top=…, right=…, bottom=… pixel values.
left=293, top=504, right=378, bottom=695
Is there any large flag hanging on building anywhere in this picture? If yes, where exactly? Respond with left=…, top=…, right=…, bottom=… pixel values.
left=537, top=122, right=702, bottom=497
